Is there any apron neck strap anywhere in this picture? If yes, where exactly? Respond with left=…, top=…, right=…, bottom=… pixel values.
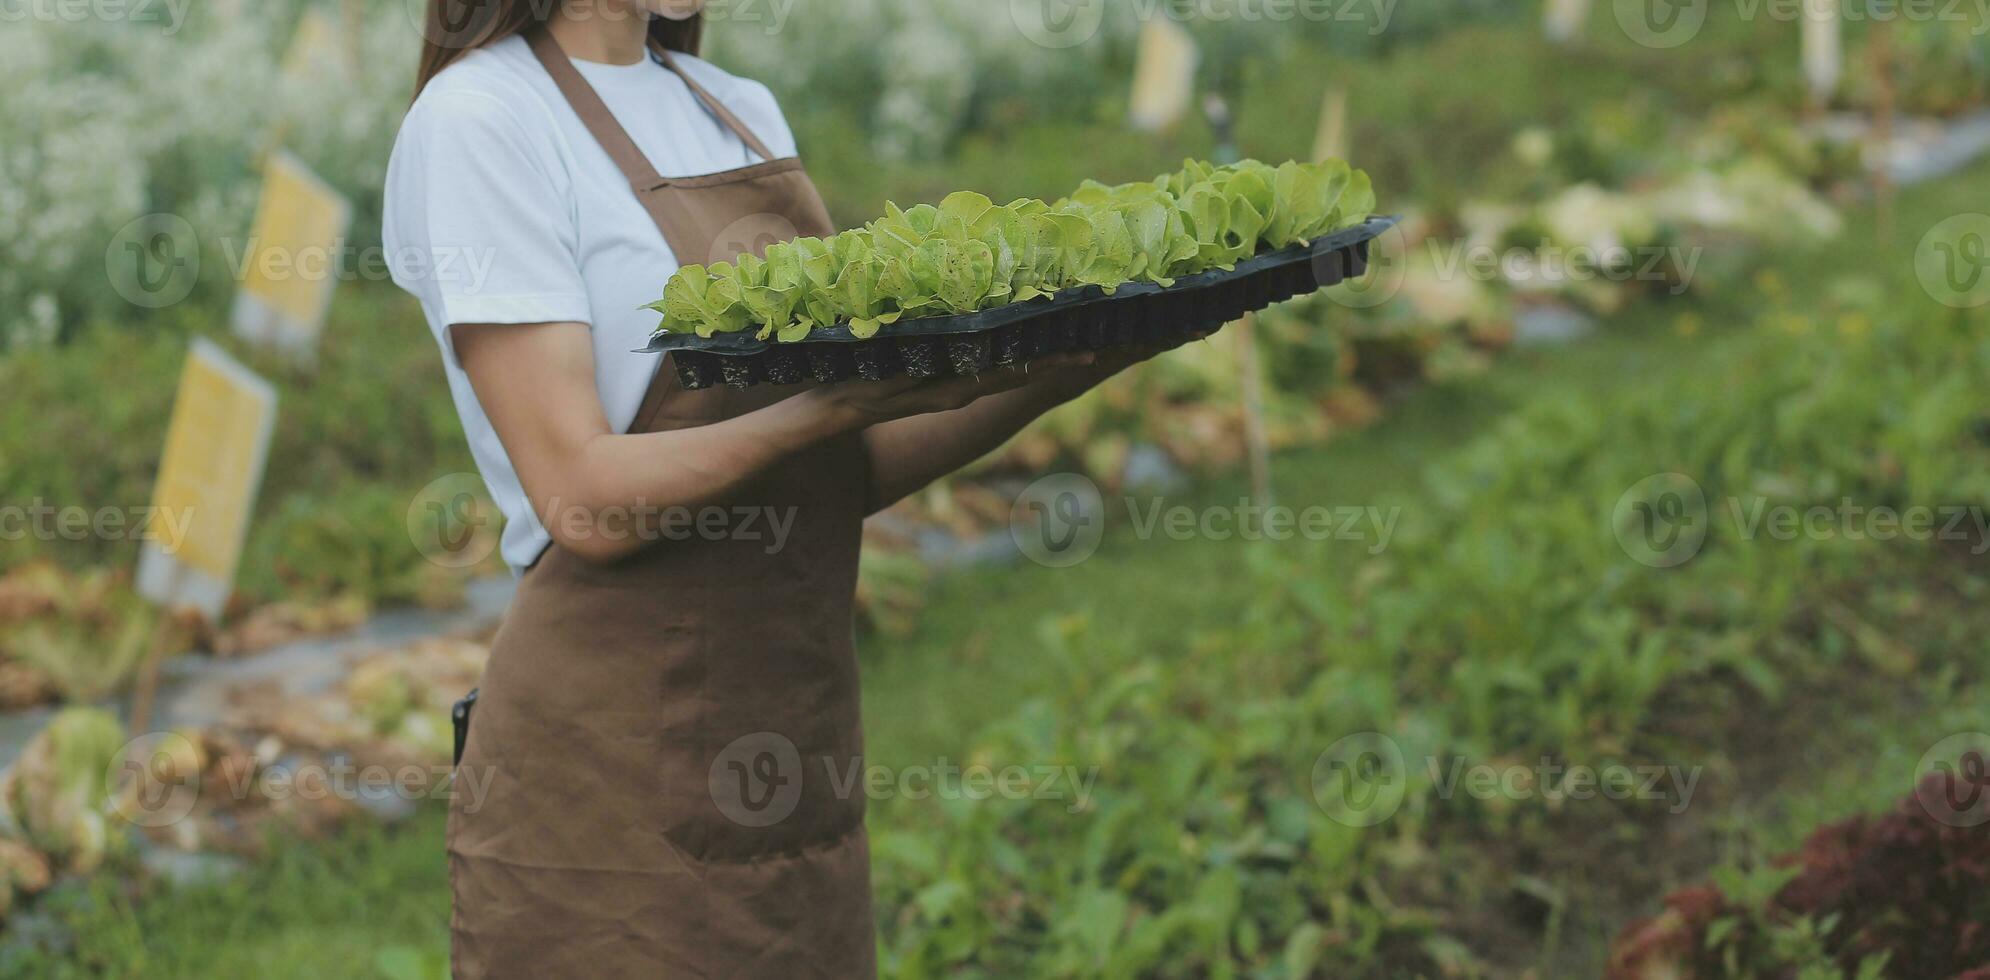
left=525, top=28, right=776, bottom=193
left=652, top=46, right=778, bottom=163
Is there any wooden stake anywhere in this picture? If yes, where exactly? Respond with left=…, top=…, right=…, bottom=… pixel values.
left=1544, top=0, right=1593, bottom=44
left=344, top=0, right=365, bottom=75
left=1313, top=87, right=1349, bottom=164
left=1801, top=0, right=1843, bottom=118
left=1235, top=313, right=1274, bottom=507
left=1870, top=19, right=1897, bottom=243
left=127, top=616, right=180, bottom=735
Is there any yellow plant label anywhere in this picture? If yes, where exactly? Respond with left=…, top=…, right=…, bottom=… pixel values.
left=1129, top=19, right=1199, bottom=132
left=281, top=8, right=345, bottom=80
left=1802, top=0, right=1843, bottom=103
left=232, top=151, right=350, bottom=361
left=141, top=339, right=277, bottom=613
left=1544, top=0, right=1592, bottom=42
left=1313, top=87, right=1349, bottom=165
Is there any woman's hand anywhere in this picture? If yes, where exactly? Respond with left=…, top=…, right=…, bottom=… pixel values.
left=852, top=326, right=1217, bottom=514
left=805, top=352, right=1097, bottom=427
left=1023, top=327, right=1218, bottom=400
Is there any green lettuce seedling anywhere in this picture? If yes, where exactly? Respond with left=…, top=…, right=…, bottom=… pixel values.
left=649, top=156, right=1376, bottom=343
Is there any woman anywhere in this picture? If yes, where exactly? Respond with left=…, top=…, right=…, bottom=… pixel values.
left=386, top=1, right=1180, bottom=975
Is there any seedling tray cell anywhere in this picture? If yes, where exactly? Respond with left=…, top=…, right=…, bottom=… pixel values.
left=647, top=216, right=1397, bottom=390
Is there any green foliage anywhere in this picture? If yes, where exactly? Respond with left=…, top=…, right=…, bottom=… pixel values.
left=652, top=159, right=1375, bottom=341
left=2, top=708, right=127, bottom=875
left=864, top=293, right=1989, bottom=974
left=0, top=286, right=484, bottom=611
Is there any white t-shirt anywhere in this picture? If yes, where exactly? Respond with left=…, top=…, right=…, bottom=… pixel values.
left=384, top=34, right=798, bottom=573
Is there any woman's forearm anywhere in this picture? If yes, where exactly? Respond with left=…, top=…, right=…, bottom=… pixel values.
left=457, top=321, right=1112, bottom=563
left=540, top=392, right=856, bottom=563
left=861, top=379, right=1084, bottom=514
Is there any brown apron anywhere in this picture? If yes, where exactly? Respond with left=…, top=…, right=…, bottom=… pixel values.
left=447, top=30, right=872, bottom=979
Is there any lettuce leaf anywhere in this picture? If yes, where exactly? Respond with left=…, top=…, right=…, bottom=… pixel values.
left=649, top=156, right=1378, bottom=341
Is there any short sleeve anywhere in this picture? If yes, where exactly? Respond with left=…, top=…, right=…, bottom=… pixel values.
left=384, top=87, right=592, bottom=344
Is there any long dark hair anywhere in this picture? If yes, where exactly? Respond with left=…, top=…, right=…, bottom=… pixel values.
left=414, top=0, right=703, bottom=97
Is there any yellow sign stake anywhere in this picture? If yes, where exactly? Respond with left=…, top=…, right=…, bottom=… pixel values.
left=137, top=339, right=278, bottom=621
left=1544, top=0, right=1593, bottom=43
left=1129, top=19, right=1199, bottom=133
left=1802, top=0, right=1843, bottom=109
left=231, top=151, right=351, bottom=364
left=1313, top=87, right=1349, bottom=164
left=281, top=7, right=346, bottom=80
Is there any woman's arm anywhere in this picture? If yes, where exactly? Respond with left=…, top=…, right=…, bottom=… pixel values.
left=455, top=320, right=1078, bottom=563
left=861, top=368, right=1092, bottom=514
left=862, top=338, right=1204, bottom=513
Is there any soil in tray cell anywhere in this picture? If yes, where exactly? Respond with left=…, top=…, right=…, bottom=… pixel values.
left=721, top=356, right=763, bottom=389
left=764, top=347, right=808, bottom=386
left=674, top=351, right=721, bottom=391
left=946, top=333, right=993, bottom=376
left=1047, top=318, right=1084, bottom=352
left=852, top=342, right=901, bottom=381
left=992, top=325, right=1026, bottom=366
left=807, top=344, right=855, bottom=383
left=899, top=336, right=943, bottom=378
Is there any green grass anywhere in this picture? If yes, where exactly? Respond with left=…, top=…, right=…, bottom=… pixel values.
left=4, top=815, right=451, bottom=979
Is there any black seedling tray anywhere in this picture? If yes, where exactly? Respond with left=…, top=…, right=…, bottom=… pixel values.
left=645, top=216, right=1397, bottom=390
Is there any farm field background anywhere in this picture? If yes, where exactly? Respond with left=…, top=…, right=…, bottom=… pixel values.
left=1, top=2, right=1987, bottom=978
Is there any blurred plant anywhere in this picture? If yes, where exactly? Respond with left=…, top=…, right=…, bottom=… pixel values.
left=375, top=944, right=451, bottom=980
left=870, top=275, right=1990, bottom=975
left=856, top=548, right=933, bottom=639
left=0, top=708, right=128, bottom=876
left=0, top=563, right=186, bottom=706
left=0, top=3, right=413, bottom=345
left=1609, top=754, right=1990, bottom=979
left=1847, top=22, right=1990, bottom=118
